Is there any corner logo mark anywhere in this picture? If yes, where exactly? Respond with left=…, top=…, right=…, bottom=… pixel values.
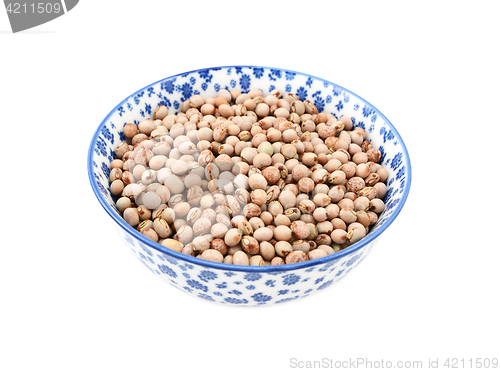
left=4, top=0, right=79, bottom=33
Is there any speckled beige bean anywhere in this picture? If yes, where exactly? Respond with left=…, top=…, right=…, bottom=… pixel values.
left=339, top=207, right=357, bottom=224
left=232, top=250, right=249, bottom=266
left=346, top=222, right=367, bottom=243
left=369, top=198, right=386, bottom=213
left=259, top=241, right=275, bottom=261
left=308, top=249, right=327, bottom=260
left=271, top=256, right=285, bottom=265
left=275, top=241, right=293, bottom=257
left=248, top=173, right=268, bottom=190
left=249, top=255, right=265, bottom=266
left=123, top=208, right=139, bottom=226
left=241, top=236, right=260, bottom=255
left=285, top=251, right=307, bottom=264
left=290, top=220, right=310, bottom=239
left=224, top=228, right=242, bottom=246
left=210, top=223, right=229, bottom=239
left=253, top=227, right=274, bottom=242
left=200, top=249, right=224, bottom=263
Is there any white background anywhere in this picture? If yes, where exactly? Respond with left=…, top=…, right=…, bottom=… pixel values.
left=1, top=1, right=499, bottom=371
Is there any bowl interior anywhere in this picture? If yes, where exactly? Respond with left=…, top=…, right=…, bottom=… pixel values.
left=88, top=65, right=411, bottom=270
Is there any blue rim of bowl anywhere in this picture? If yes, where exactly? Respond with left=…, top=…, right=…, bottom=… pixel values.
left=88, top=65, right=412, bottom=273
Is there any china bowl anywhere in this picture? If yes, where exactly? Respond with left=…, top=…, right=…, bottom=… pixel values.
left=87, top=65, right=411, bottom=306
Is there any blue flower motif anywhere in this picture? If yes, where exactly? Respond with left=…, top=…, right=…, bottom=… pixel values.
left=270, top=69, right=282, bottom=79
left=246, top=285, right=255, bottom=290
left=253, top=67, right=264, bottom=78
left=158, top=265, right=177, bottom=278
left=326, top=95, right=332, bottom=104
left=335, top=269, right=345, bottom=277
left=186, top=279, right=208, bottom=292
left=235, top=67, right=243, bottom=74
left=362, top=104, right=374, bottom=118
left=214, top=83, right=221, bottom=92
left=283, top=274, right=300, bottom=286
left=319, top=261, right=336, bottom=272
left=198, top=69, right=212, bottom=81
left=230, top=79, right=237, bottom=88
left=213, top=292, right=223, bottom=297
left=275, top=296, right=298, bottom=304
left=164, top=255, right=178, bottom=265
left=379, top=145, right=386, bottom=163
left=161, top=79, right=175, bottom=94
left=216, top=282, right=227, bottom=289
left=251, top=292, right=272, bottom=304
left=101, top=127, right=114, bottom=144
left=278, top=289, right=289, bottom=295
left=346, top=254, right=361, bottom=267
left=371, top=113, right=378, bottom=122
left=335, top=100, right=344, bottom=112
left=353, top=103, right=360, bottom=111
left=343, top=93, right=350, bottom=102
left=390, top=152, right=403, bottom=170
left=182, top=272, right=190, bottom=279
left=396, top=166, right=405, bottom=180
left=285, top=71, right=296, bottom=80
left=286, top=84, right=292, bottom=92
left=141, top=246, right=152, bottom=256
left=380, top=126, right=395, bottom=143
left=199, top=270, right=217, bottom=282
left=224, top=297, right=248, bottom=304
left=296, top=87, right=308, bottom=101
left=100, top=162, right=110, bottom=179
left=386, top=197, right=400, bottom=212
left=228, top=289, right=242, bottom=296
left=183, top=286, right=193, bottom=293
left=265, top=280, right=276, bottom=287
left=332, top=85, right=342, bottom=96
left=180, top=83, right=193, bottom=101
left=239, top=74, right=251, bottom=92
left=198, top=293, right=215, bottom=301
left=201, top=82, right=208, bottom=91
left=306, top=77, right=313, bottom=87
left=243, top=273, right=262, bottom=282
left=317, top=279, right=334, bottom=290
left=224, top=271, right=236, bottom=277
left=95, top=138, right=107, bottom=157
left=190, top=77, right=196, bottom=85
left=315, top=277, right=325, bottom=285
left=314, top=96, right=325, bottom=112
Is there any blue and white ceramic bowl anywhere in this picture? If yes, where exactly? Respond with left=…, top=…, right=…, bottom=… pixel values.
left=88, top=66, right=411, bottom=306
